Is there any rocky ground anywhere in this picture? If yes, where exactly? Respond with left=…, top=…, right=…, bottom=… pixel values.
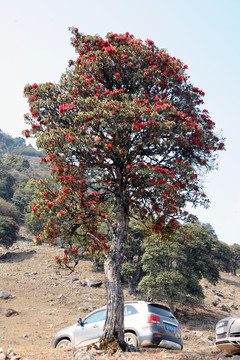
left=0, top=228, right=240, bottom=360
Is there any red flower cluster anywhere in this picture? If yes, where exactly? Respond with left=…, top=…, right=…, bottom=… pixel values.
left=59, top=103, right=75, bottom=112
left=32, top=203, right=40, bottom=212
left=134, top=122, right=146, bottom=130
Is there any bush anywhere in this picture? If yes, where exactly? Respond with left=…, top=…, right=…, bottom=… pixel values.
left=0, top=167, right=15, bottom=201
left=12, top=189, right=34, bottom=212
left=0, top=198, right=21, bottom=223
left=0, top=215, right=19, bottom=248
left=25, top=213, right=46, bottom=236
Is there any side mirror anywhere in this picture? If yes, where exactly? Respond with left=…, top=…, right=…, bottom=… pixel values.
left=78, top=318, right=83, bottom=326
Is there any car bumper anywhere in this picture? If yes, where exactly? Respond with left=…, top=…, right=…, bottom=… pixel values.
left=216, top=339, right=240, bottom=355
left=140, top=333, right=182, bottom=350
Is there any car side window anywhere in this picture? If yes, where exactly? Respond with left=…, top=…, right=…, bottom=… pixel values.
left=84, top=310, right=106, bottom=324
left=124, top=305, right=138, bottom=316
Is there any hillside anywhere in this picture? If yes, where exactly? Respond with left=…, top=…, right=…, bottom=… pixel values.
left=0, top=130, right=43, bottom=158
left=0, top=228, right=239, bottom=360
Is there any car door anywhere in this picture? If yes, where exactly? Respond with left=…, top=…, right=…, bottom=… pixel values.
left=74, top=309, right=106, bottom=347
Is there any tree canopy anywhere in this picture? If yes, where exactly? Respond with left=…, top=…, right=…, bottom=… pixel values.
left=23, top=29, right=224, bottom=349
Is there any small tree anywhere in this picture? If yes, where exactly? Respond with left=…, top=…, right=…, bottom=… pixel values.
left=139, top=223, right=220, bottom=312
left=0, top=215, right=19, bottom=248
left=0, top=163, right=15, bottom=201
left=0, top=198, right=21, bottom=223
left=230, top=244, right=240, bottom=275
left=23, top=29, right=224, bottom=349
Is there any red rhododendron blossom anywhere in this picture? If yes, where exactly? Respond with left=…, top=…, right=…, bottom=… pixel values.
left=59, top=103, right=74, bottom=112
left=152, top=225, right=162, bottom=231
left=30, top=83, right=38, bottom=88
left=146, top=39, right=154, bottom=45
left=22, top=129, right=30, bottom=138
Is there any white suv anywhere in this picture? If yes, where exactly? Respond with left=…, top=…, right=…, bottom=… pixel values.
left=52, top=301, right=182, bottom=350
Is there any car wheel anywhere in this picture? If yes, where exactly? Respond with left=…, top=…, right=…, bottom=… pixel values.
left=56, top=338, right=72, bottom=349
left=124, top=332, right=138, bottom=347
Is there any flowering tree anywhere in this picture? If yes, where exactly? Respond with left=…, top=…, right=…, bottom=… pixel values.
left=23, top=28, right=224, bottom=349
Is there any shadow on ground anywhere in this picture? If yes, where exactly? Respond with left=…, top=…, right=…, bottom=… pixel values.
left=221, top=277, right=240, bottom=289
left=0, top=250, right=36, bottom=263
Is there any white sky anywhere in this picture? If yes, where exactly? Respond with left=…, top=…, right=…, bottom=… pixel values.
left=0, top=0, right=239, bottom=245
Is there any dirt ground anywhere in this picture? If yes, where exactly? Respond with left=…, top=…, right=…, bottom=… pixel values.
left=0, top=228, right=239, bottom=360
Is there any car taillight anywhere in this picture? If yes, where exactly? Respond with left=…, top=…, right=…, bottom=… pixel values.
left=148, top=314, right=161, bottom=324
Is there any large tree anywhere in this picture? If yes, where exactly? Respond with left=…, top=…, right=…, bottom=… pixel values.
left=23, top=29, right=224, bottom=349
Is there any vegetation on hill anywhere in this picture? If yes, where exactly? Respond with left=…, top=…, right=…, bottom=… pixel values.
left=0, top=129, right=42, bottom=157
left=0, top=130, right=47, bottom=247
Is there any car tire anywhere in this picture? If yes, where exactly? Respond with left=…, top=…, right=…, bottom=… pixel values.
left=124, top=332, right=138, bottom=347
left=56, top=338, right=72, bottom=349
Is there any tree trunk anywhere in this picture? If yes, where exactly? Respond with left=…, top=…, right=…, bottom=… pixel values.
left=101, top=199, right=129, bottom=349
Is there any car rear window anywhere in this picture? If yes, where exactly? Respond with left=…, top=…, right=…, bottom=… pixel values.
left=148, top=304, right=175, bottom=318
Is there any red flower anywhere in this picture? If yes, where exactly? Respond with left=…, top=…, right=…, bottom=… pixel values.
left=59, top=210, right=65, bottom=215
left=115, top=73, right=120, bottom=77
left=107, top=144, right=112, bottom=148
left=146, top=39, right=154, bottom=45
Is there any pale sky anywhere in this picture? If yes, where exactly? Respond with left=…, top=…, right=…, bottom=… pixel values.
left=0, top=0, right=239, bottom=245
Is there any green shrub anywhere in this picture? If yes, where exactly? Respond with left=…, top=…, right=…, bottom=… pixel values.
left=25, top=213, right=46, bottom=236
left=0, top=215, right=19, bottom=248
left=0, top=198, right=21, bottom=223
